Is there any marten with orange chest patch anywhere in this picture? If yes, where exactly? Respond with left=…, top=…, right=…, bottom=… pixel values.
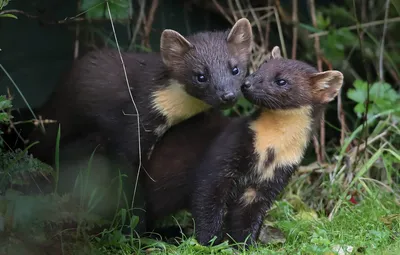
left=190, top=46, right=343, bottom=246
left=26, top=19, right=253, bottom=233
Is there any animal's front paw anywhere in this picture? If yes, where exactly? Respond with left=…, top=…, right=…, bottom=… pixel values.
left=196, top=232, right=219, bottom=246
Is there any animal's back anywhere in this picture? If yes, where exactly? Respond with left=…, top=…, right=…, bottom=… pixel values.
left=28, top=49, right=164, bottom=164
left=144, top=110, right=232, bottom=226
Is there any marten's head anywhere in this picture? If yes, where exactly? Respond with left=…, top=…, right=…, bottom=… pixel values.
left=241, top=46, right=343, bottom=110
left=160, top=18, right=253, bottom=108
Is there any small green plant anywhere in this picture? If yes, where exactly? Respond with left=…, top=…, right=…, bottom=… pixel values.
left=0, top=0, right=17, bottom=19
left=0, top=95, right=13, bottom=149
left=347, top=80, right=400, bottom=121
left=0, top=95, right=12, bottom=124
left=80, top=0, right=130, bottom=19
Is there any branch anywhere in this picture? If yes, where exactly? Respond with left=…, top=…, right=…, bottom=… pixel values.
left=308, top=0, right=325, bottom=163
left=379, top=0, right=391, bottom=82
left=291, top=0, right=298, bottom=59
left=142, top=0, right=159, bottom=48
left=309, top=17, right=400, bottom=38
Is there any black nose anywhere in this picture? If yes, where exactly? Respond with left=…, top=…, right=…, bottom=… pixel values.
left=220, top=92, right=236, bottom=103
left=241, top=80, right=251, bottom=89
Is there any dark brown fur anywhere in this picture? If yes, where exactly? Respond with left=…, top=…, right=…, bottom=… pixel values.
left=137, top=46, right=343, bottom=246
left=26, top=19, right=253, bottom=234
left=143, top=109, right=233, bottom=229
left=191, top=46, right=343, bottom=246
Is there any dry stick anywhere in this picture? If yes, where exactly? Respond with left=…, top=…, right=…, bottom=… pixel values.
left=105, top=2, right=142, bottom=211
left=73, top=0, right=81, bottom=59
left=234, top=6, right=275, bottom=13
left=246, top=0, right=265, bottom=47
left=360, top=0, right=366, bottom=42
left=379, top=0, right=391, bottom=82
left=291, top=0, right=298, bottom=59
left=309, top=16, right=400, bottom=38
left=312, top=136, right=322, bottom=163
left=252, top=10, right=274, bottom=25
left=264, top=0, right=273, bottom=51
left=308, top=0, right=324, bottom=163
left=142, top=0, right=159, bottom=48
left=127, top=0, right=134, bottom=39
left=227, top=0, right=238, bottom=21
left=234, top=0, right=245, bottom=19
left=212, top=0, right=234, bottom=25
left=274, top=0, right=290, bottom=23
left=128, top=0, right=147, bottom=51
left=273, top=5, right=287, bottom=58
left=338, top=89, right=346, bottom=147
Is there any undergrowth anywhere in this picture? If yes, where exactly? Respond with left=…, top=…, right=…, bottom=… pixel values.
left=0, top=0, right=399, bottom=254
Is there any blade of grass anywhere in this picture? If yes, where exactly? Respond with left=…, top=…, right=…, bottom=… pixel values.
left=54, top=124, right=60, bottom=193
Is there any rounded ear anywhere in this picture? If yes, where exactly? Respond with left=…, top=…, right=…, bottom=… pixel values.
left=310, top=70, right=344, bottom=104
left=160, top=29, right=193, bottom=68
left=227, top=18, right=253, bottom=63
left=265, top=46, right=282, bottom=61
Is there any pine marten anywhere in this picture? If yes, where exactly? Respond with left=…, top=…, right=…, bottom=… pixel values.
left=143, top=46, right=343, bottom=245
left=191, top=46, right=343, bottom=246
left=26, top=19, right=253, bottom=233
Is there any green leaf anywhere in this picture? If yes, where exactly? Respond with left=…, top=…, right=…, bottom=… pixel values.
left=130, top=215, right=139, bottom=230
left=81, top=0, right=105, bottom=19
left=106, top=0, right=130, bottom=20
left=0, top=13, right=18, bottom=19
left=0, top=112, right=10, bottom=123
left=347, top=90, right=365, bottom=104
left=353, top=104, right=365, bottom=116
left=369, top=82, right=392, bottom=101
left=299, top=23, right=324, bottom=33
left=347, top=79, right=369, bottom=104
left=0, top=95, right=12, bottom=110
left=80, top=0, right=130, bottom=20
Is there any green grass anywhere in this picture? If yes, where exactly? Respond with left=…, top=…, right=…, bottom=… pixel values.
left=84, top=189, right=399, bottom=255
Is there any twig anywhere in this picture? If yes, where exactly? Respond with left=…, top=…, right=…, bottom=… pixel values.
left=274, top=0, right=290, bottom=23
left=246, top=0, right=264, bottom=47
left=309, top=17, right=400, bottom=38
left=350, top=0, right=371, bottom=175
left=73, top=0, right=81, bottom=59
left=128, top=0, right=147, bottom=51
left=273, top=5, right=287, bottom=58
left=321, top=56, right=332, bottom=70
left=264, top=0, right=273, bottom=51
left=142, top=0, right=159, bottom=48
left=379, top=0, right=391, bottom=82
left=105, top=2, right=142, bottom=210
left=312, top=135, right=322, bottom=163
left=308, top=0, right=324, bottom=163
left=227, top=0, right=238, bottom=21
left=337, top=89, right=347, bottom=147
left=320, top=114, right=326, bottom=162
left=308, top=0, right=322, bottom=71
left=291, top=0, right=298, bottom=59
left=0, top=65, right=38, bottom=121
left=211, top=0, right=234, bottom=24
left=234, top=0, right=245, bottom=19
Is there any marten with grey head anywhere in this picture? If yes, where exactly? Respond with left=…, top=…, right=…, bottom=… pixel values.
left=26, top=19, right=253, bottom=234
left=142, top=46, right=343, bottom=245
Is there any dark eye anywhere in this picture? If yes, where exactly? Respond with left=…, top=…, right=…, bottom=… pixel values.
left=275, top=79, right=287, bottom=86
left=231, top=66, right=239, bottom=75
left=196, top=74, right=207, bottom=83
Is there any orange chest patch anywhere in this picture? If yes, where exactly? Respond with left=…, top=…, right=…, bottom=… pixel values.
left=151, top=79, right=211, bottom=134
left=249, top=106, right=312, bottom=181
